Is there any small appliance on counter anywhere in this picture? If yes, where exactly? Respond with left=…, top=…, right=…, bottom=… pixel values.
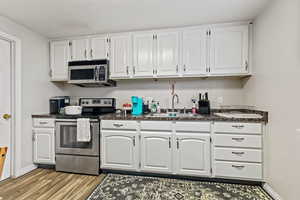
left=55, top=97, right=116, bottom=175
left=131, top=96, right=143, bottom=116
left=198, top=92, right=211, bottom=115
left=49, top=96, right=70, bottom=114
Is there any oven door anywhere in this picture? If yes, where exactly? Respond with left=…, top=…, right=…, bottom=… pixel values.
left=55, top=119, right=99, bottom=156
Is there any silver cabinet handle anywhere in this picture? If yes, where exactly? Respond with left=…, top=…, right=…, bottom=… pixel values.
left=232, top=151, right=245, bottom=155
left=155, top=69, right=158, bottom=74
left=183, top=65, right=186, bottom=72
left=153, top=69, right=155, bottom=75
left=176, top=65, right=179, bottom=73
left=232, top=165, right=245, bottom=169
left=113, top=123, right=124, bottom=127
left=232, top=125, right=245, bottom=129
left=126, top=66, right=129, bottom=75
left=39, top=122, right=48, bottom=125
left=84, top=49, right=87, bottom=59
left=90, top=49, right=93, bottom=58
left=176, top=138, right=179, bottom=149
left=232, top=137, right=245, bottom=142
left=245, top=60, right=248, bottom=71
left=133, top=136, right=136, bottom=146
left=168, top=137, right=171, bottom=148
left=133, top=66, right=136, bottom=75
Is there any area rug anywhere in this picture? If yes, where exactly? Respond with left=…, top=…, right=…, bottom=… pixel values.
left=87, top=174, right=272, bottom=200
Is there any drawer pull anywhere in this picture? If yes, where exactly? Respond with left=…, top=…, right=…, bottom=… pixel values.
left=232, top=125, right=245, bottom=129
left=113, top=123, right=124, bottom=127
left=232, top=151, right=245, bottom=155
left=232, top=137, right=245, bottom=142
left=232, top=165, right=245, bottom=169
left=39, top=122, right=48, bottom=125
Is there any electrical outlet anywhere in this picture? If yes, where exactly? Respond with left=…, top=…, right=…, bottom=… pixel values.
left=217, top=97, right=224, bottom=104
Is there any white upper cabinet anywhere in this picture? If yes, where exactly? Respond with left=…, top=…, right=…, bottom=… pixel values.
left=175, top=133, right=211, bottom=177
left=209, top=25, right=249, bottom=75
left=110, top=33, right=132, bottom=79
left=90, top=36, right=109, bottom=60
left=133, top=32, right=155, bottom=78
left=50, top=40, right=70, bottom=81
left=156, top=31, right=180, bottom=77
left=140, top=132, right=172, bottom=173
left=182, top=28, right=208, bottom=76
left=71, top=38, right=89, bottom=61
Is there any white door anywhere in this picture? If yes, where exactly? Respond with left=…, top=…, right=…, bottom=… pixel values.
left=90, top=36, right=108, bottom=60
left=0, top=38, right=12, bottom=181
left=71, top=38, right=89, bottom=61
left=33, top=128, right=55, bottom=164
left=110, top=34, right=132, bottom=79
left=182, top=28, right=208, bottom=76
left=175, top=133, right=211, bottom=176
left=101, top=131, right=138, bottom=171
left=50, top=40, right=70, bottom=81
left=133, top=32, right=155, bottom=77
left=156, top=31, right=179, bottom=77
left=140, top=132, right=172, bottom=173
left=209, top=25, right=249, bottom=75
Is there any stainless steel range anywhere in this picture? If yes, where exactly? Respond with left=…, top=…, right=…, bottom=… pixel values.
left=55, top=98, right=115, bottom=175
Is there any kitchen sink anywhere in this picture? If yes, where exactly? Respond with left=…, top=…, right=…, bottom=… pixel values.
left=145, top=112, right=203, bottom=118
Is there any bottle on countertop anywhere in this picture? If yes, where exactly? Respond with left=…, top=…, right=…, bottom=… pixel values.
left=192, top=99, right=197, bottom=114
left=157, top=102, right=161, bottom=113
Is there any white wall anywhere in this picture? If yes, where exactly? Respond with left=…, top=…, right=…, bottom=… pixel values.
left=0, top=15, right=68, bottom=170
left=243, top=0, right=300, bottom=199
left=68, top=78, right=245, bottom=109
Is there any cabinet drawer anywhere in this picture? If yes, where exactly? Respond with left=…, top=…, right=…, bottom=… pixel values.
left=214, top=161, right=262, bottom=180
left=214, top=148, right=262, bottom=162
left=214, top=134, right=262, bottom=148
left=175, top=122, right=210, bottom=132
left=140, top=121, right=172, bottom=131
left=33, top=118, right=55, bottom=128
left=101, top=120, right=137, bottom=130
left=214, top=122, right=261, bottom=134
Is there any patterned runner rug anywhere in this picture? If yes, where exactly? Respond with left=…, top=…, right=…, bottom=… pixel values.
left=87, top=174, right=272, bottom=200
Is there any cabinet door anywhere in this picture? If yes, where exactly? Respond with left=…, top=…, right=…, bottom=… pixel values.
left=182, top=28, right=208, bottom=76
left=156, top=31, right=180, bottom=77
left=71, top=38, right=89, bottom=61
left=101, top=131, right=138, bottom=171
left=33, top=128, right=55, bottom=164
left=133, top=32, right=155, bottom=77
left=175, top=133, right=210, bottom=176
left=141, top=132, right=172, bottom=173
left=110, top=34, right=132, bottom=79
left=90, top=36, right=108, bottom=60
left=50, top=40, right=70, bottom=81
left=209, top=25, right=249, bottom=75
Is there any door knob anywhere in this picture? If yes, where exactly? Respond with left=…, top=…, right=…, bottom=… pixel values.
left=3, top=114, right=11, bottom=120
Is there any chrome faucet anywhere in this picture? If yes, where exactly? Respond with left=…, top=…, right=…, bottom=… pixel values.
left=171, top=94, right=179, bottom=112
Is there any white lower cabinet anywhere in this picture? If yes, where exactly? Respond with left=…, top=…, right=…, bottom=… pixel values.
left=33, top=128, right=55, bottom=165
left=175, top=133, right=211, bottom=176
left=140, top=132, right=172, bottom=173
left=101, top=130, right=139, bottom=171
left=101, top=120, right=264, bottom=181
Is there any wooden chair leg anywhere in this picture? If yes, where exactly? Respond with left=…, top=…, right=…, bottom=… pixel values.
left=0, top=147, right=8, bottom=178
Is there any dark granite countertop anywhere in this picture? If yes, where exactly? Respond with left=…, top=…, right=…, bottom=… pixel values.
left=32, top=109, right=268, bottom=123
left=100, top=109, right=268, bottom=123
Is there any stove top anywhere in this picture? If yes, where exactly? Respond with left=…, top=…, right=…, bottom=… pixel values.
left=55, top=114, right=104, bottom=119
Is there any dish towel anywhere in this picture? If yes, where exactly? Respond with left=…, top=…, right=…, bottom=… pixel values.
left=77, top=118, right=91, bottom=142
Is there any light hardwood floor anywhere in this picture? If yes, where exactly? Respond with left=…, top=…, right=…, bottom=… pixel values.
left=0, top=168, right=105, bottom=200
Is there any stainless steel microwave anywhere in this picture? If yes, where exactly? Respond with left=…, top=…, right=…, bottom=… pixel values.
left=68, top=59, right=116, bottom=87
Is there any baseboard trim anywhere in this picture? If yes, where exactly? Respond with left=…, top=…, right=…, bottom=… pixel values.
left=263, top=183, right=282, bottom=200
left=15, top=164, right=37, bottom=178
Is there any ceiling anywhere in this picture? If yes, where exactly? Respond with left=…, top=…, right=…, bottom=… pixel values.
left=0, top=0, right=271, bottom=38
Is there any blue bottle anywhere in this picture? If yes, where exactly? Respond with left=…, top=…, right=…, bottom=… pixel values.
left=131, top=96, right=143, bottom=116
